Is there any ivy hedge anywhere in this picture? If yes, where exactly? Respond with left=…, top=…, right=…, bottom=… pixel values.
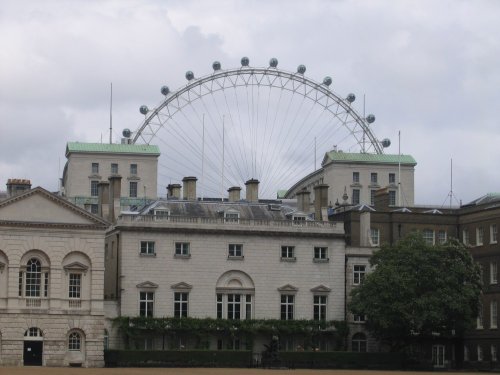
left=104, top=350, right=409, bottom=369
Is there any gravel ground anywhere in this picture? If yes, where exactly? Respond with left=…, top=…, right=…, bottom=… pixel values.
left=0, top=368, right=485, bottom=375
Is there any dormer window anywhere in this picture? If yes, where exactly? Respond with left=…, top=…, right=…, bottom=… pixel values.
left=154, top=209, right=170, bottom=221
left=224, top=210, right=240, bottom=224
left=292, top=215, right=306, bottom=225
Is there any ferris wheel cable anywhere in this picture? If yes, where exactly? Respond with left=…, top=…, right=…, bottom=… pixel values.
left=257, top=84, right=273, bottom=180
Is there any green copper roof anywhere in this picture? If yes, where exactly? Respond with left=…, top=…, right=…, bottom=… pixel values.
left=324, top=151, right=416, bottom=165
left=66, top=142, right=160, bottom=156
left=276, top=190, right=288, bottom=199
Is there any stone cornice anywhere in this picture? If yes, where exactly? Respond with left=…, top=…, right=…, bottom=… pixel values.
left=0, top=220, right=108, bottom=231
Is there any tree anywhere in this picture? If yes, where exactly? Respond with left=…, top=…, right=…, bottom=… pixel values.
left=349, top=233, right=481, bottom=351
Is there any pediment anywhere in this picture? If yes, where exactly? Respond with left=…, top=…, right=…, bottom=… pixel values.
left=136, top=281, right=158, bottom=289
left=171, top=282, right=193, bottom=290
left=277, top=284, right=298, bottom=293
left=0, top=187, right=109, bottom=228
left=63, top=261, right=89, bottom=273
left=310, top=284, right=331, bottom=293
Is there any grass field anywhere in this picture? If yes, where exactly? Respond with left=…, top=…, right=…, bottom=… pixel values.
left=0, top=368, right=486, bottom=375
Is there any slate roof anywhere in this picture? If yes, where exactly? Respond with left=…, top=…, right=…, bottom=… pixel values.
left=323, top=151, right=416, bottom=166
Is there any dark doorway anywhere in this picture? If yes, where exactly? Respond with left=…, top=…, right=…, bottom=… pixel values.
left=24, top=341, right=43, bottom=366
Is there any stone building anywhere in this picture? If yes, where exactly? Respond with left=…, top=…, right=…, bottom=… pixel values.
left=103, top=178, right=347, bottom=354
left=0, top=187, right=109, bottom=367
left=285, top=150, right=417, bottom=208
left=61, top=142, right=160, bottom=213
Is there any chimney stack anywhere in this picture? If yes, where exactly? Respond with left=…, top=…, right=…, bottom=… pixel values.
left=228, top=186, right=241, bottom=202
left=245, top=179, right=259, bottom=202
left=97, top=181, right=110, bottom=219
left=6, top=179, right=31, bottom=197
left=374, top=187, right=390, bottom=210
left=182, top=177, right=197, bottom=201
left=296, top=189, right=311, bottom=213
left=167, top=184, right=182, bottom=199
left=313, top=184, right=329, bottom=221
left=108, top=175, right=122, bottom=222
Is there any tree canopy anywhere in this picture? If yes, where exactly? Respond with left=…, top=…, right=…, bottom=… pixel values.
left=349, top=233, right=481, bottom=350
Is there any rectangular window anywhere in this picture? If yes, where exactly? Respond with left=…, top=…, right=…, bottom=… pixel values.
left=313, top=295, right=327, bottom=321
left=280, top=295, right=294, bottom=320
left=389, top=173, right=396, bottom=184
left=352, top=189, right=360, bottom=205
left=69, top=273, right=81, bottom=299
left=111, top=163, right=118, bottom=174
left=139, top=291, right=154, bottom=317
left=370, top=173, right=378, bottom=184
left=491, top=262, right=498, bottom=284
left=464, top=345, right=469, bottom=361
left=228, top=244, right=243, bottom=257
left=18, top=271, right=23, bottom=297
left=491, top=224, right=498, bottom=244
left=370, top=228, right=380, bottom=246
left=491, top=301, right=497, bottom=329
left=478, top=345, right=483, bottom=361
left=423, top=229, right=435, bottom=245
left=437, top=230, right=447, bottom=244
left=90, top=180, right=99, bottom=197
left=314, top=246, right=328, bottom=260
left=217, top=294, right=223, bottom=319
left=492, top=345, right=498, bottom=362
left=174, top=292, right=188, bottom=318
left=227, top=294, right=241, bottom=320
left=281, top=246, right=295, bottom=259
left=130, top=163, right=138, bottom=175
left=354, top=313, right=366, bottom=323
left=352, top=172, right=359, bottom=183
left=463, top=229, right=470, bottom=245
left=353, top=265, right=366, bottom=285
left=245, top=295, right=252, bottom=320
left=140, top=241, right=155, bottom=255
left=154, top=209, right=169, bottom=220
left=224, top=212, right=240, bottom=223
left=293, top=215, right=306, bottom=225
left=129, top=181, right=138, bottom=198
left=44, top=272, right=49, bottom=298
left=370, top=190, right=376, bottom=205
left=477, top=303, right=483, bottom=329
left=175, top=242, right=190, bottom=256
left=477, top=227, right=484, bottom=246
left=388, top=190, right=396, bottom=206
left=90, top=204, right=98, bottom=214
left=91, top=162, right=99, bottom=174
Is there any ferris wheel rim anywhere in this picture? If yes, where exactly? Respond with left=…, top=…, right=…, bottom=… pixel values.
left=132, top=64, right=384, bottom=154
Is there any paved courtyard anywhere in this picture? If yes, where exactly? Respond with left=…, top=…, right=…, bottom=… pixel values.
left=0, top=368, right=485, bottom=375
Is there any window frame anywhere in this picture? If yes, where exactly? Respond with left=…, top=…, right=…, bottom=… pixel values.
left=370, top=172, right=378, bottom=184
left=68, top=273, right=82, bottom=299
left=352, top=172, right=360, bottom=183
left=228, top=244, right=243, bottom=258
left=370, top=228, right=380, bottom=246
left=140, top=241, right=155, bottom=256
left=90, top=180, right=99, bottom=197
left=280, top=294, right=294, bottom=320
left=68, top=331, right=82, bottom=351
left=437, top=230, right=447, bottom=244
left=352, top=332, right=367, bottom=352
left=423, top=229, right=435, bottom=245
left=476, top=227, right=484, bottom=246
left=224, top=211, right=240, bottom=224
left=352, top=189, right=360, bottom=205
left=491, top=224, right=498, bottom=244
left=91, top=162, right=99, bottom=174
left=139, top=291, right=154, bottom=317
left=491, top=262, right=498, bottom=284
left=281, top=245, right=295, bottom=260
left=130, top=163, right=138, bottom=175
left=491, top=300, right=498, bottom=329
left=389, top=173, right=396, bottom=184
left=175, top=242, right=190, bottom=257
left=313, top=295, right=327, bottom=321
left=174, top=292, right=189, bottom=318
left=388, top=190, right=396, bottom=206
left=111, top=163, right=119, bottom=174
left=353, top=265, right=366, bottom=285
left=313, top=246, right=328, bottom=262
left=129, top=181, right=138, bottom=198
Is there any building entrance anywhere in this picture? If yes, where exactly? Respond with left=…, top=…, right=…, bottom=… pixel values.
left=23, top=341, right=43, bottom=366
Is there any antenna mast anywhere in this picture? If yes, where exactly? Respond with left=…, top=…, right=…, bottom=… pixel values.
left=362, top=94, right=366, bottom=153
left=201, top=114, right=205, bottom=201
left=221, top=115, right=225, bottom=201
left=398, top=130, right=401, bottom=206
left=109, top=82, right=113, bottom=144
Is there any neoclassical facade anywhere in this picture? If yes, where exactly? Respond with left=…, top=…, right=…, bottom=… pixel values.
left=0, top=187, right=109, bottom=367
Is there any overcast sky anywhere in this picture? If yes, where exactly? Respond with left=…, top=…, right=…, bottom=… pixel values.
left=1, top=0, right=499, bottom=205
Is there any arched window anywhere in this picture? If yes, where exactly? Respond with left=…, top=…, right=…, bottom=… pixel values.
left=103, top=329, right=109, bottom=350
left=352, top=332, right=367, bottom=352
left=24, top=327, right=43, bottom=338
left=25, top=258, right=41, bottom=297
left=68, top=332, right=81, bottom=351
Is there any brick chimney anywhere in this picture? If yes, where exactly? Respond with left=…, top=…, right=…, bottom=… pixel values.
left=108, top=176, right=122, bottom=222
left=228, top=186, right=241, bottom=202
left=374, top=187, right=390, bottom=210
left=245, top=179, right=259, bottom=202
left=313, top=184, right=329, bottom=221
left=296, top=189, right=311, bottom=213
left=167, top=184, right=181, bottom=199
left=6, top=179, right=31, bottom=197
left=97, top=181, right=110, bottom=219
left=182, top=177, right=197, bottom=201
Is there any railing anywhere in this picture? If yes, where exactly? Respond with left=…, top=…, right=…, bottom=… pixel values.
left=118, top=214, right=339, bottom=230
left=25, top=298, right=41, bottom=308
left=69, top=299, right=82, bottom=309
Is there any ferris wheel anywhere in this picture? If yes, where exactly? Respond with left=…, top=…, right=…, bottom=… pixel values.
left=129, top=57, right=391, bottom=199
